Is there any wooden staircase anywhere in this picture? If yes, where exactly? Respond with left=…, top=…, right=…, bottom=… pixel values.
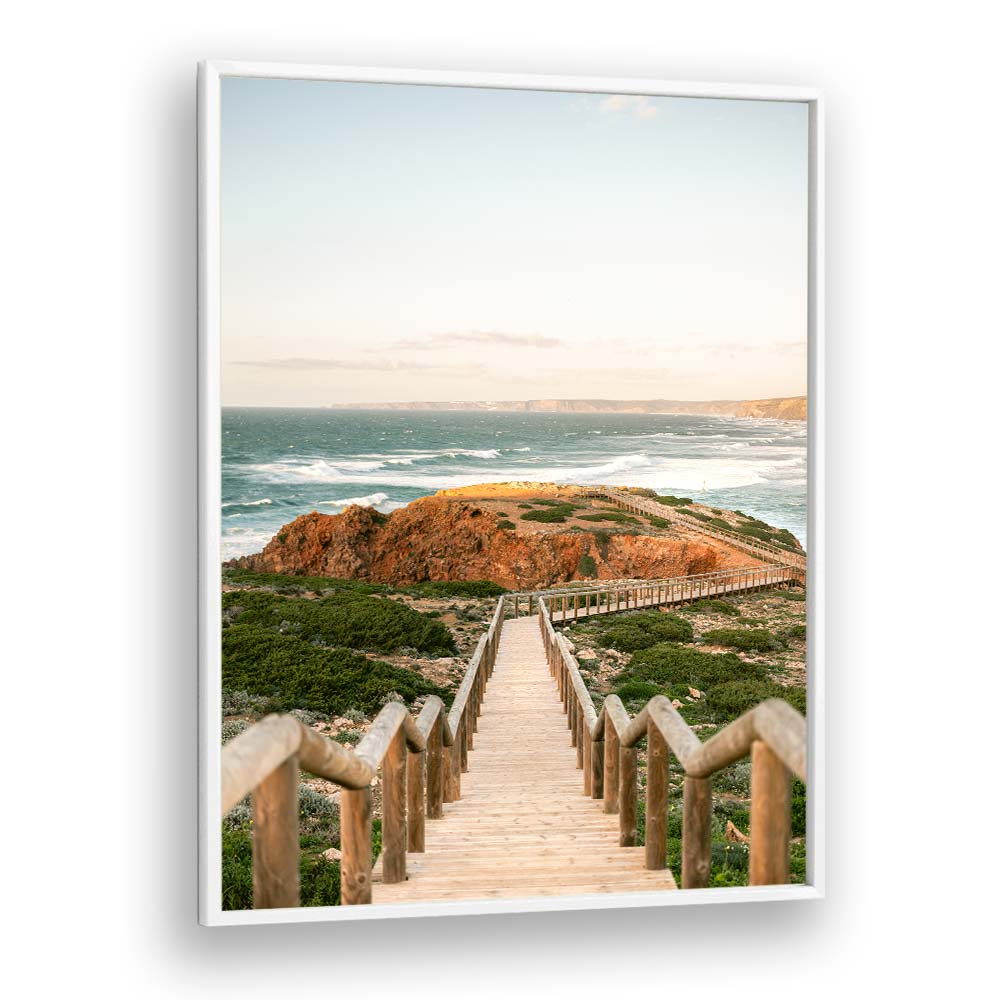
left=372, top=617, right=677, bottom=901
left=221, top=590, right=806, bottom=911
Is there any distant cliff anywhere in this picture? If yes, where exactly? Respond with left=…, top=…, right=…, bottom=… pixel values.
left=328, top=396, right=806, bottom=421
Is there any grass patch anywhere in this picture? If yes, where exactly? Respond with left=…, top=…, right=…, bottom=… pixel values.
left=497, top=519, right=515, bottom=531
left=781, top=590, right=807, bottom=602
left=646, top=514, right=671, bottom=529
left=222, top=624, right=448, bottom=715
left=577, top=554, right=598, bottom=578
left=784, top=624, right=807, bottom=639
left=223, top=591, right=457, bottom=655
left=700, top=628, right=784, bottom=653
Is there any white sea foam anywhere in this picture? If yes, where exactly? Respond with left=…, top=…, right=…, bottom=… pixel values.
left=319, top=492, right=391, bottom=508
left=221, top=498, right=273, bottom=508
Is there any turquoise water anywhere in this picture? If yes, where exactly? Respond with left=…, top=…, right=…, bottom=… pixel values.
left=221, top=408, right=807, bottom=561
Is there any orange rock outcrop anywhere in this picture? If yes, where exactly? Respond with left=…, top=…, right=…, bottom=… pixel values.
left=227, top=497, right=761, bottom=590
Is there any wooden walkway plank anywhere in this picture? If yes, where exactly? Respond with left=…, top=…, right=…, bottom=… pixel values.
left=372, top=618, right=676, bottom=904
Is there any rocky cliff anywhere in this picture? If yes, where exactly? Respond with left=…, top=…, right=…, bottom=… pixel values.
left=226, top=496, right=761, bottom=590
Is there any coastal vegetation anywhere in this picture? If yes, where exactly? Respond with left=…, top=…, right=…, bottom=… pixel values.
left=220, top=571, right=475, bottom=908
left=223, top=591, right=458, bottom=655
left=558, top=587, right=806, bottom=887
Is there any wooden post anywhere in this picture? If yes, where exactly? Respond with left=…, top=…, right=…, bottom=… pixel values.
left=681, top=776, right=712, bottom=888
left=619, top=744, right=638, bottom=847
left=604, top=724, right=620, bottom=814
left=583, top=728, right=592, bottom=794
left=591, top=737, right=604, bottom=799
left=574, top=593, right=579, bottom=619
left=252, top=753, right=299, bottom=909
left=382, top=728, right=407, bottom=884
left=406, top=743, right=425, bottom=853
left=340, top=786, right=373, bottom=905
left=645, top=723, right=668, bottom=870
left=514, top=594, right=519, bottom=618
left=426, top=714, right=443, bottom=819
left=749, top=740, right=791, bottom=885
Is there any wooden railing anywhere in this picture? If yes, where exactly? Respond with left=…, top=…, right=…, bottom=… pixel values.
left=538, top=600, right=806, bottom=886
left=220, top=596, right=505, bottom=907
left=587, top=487, right=807, bottom=572
left=508, top=563, right=800, bottom=620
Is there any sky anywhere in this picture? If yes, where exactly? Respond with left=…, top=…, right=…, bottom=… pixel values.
left=221, top=77, right=809, bottom=406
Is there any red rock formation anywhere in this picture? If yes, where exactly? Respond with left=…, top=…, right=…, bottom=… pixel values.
left=227, top=497, right=761, bottom=590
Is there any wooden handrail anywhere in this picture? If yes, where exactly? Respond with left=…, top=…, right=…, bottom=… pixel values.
left=506, top=563, right=803, bottom=621
left=539, top=599, right=806, bottom=887
left=586, top=487, right=807, bottom=570
left=220, top=596, right=506, bottom=908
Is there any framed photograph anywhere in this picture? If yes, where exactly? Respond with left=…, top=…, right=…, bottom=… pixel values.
left=198, top=60, right=824, bottom=926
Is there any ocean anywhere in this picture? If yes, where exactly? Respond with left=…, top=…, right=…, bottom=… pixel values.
left=221, top=408, right=807, bottom=561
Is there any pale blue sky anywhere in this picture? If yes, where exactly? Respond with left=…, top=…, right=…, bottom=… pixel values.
left=221, top=77, right=808, bottom=406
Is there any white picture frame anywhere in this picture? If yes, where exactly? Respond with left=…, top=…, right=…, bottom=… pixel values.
left=198, top=59, right=824, bottom=926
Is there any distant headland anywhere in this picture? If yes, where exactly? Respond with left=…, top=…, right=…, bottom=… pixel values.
left=326, top=396, right=806, bottom=421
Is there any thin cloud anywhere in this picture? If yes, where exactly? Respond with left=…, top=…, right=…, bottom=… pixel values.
left=598, top=95, right=659, bottom=119
left=390, top=329, right=565, bottom=350
left=231, top=357, right=487, bottom=374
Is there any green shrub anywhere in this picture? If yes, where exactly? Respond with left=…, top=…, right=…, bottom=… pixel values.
left=577, top=554, right=598, bottom=578
left=655, top=495, right=692, bottom=507
left=577, top=511, right=637, bottom=523
left=685, top=510, right=712, bottom=523
left=592, top=530, right=611, bottom=555
left=222, top=591, right=456, bottom=655
left=221, top=688, right=270, bottom=716
left=223, top=568, right=389, bottom=595
left=221, top=829, right=343, bottom=910
left=791, top=779, right=807, bottom=837
left=782, top=590, right=807, bottom=602
left=405, top=580, right=505, bottom=598
left=736, top=524, right=774, bottom=542
left=221, top=719, right=249, bottom=744
left=704, top=678, right=806, bottom=721
left=646, top=515, right=671, bottom=529
left=497, top=520, right=515, bottom=531
left=701, top=628, right=784, bottom=653
left=784, top=624, right=807, bottom=639
left=614, top=680, right=661, bottom=705
left=520, top=504, right=578, bottom=523
left=221, top=624, right=448, bottom=715
left=624, top=643, right=765, bottom=690
left=598, top=612, right=694, bottom=652
left=687, top=598, right=739, bottom=616
left=707, top=517, right=732, bottom=530
left=518, top=503, right=533, bottom=509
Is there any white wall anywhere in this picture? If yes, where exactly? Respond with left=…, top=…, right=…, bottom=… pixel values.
left=4, top=1, right=995, bottom=994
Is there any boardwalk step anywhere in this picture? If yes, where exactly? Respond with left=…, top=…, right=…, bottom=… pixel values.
left=371, top=617, right=676, bottom=903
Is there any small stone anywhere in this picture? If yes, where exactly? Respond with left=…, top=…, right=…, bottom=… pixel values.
left=688, top=687, right=701, bottom=699
left=322, top=847, right=343, bottom=862
left=671, top=699, right=683, bottom=709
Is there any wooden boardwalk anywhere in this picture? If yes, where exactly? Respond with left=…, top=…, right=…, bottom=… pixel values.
left=548, top=566, right=796, bottom=623
left=372, top=617, right=677, bottom=902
